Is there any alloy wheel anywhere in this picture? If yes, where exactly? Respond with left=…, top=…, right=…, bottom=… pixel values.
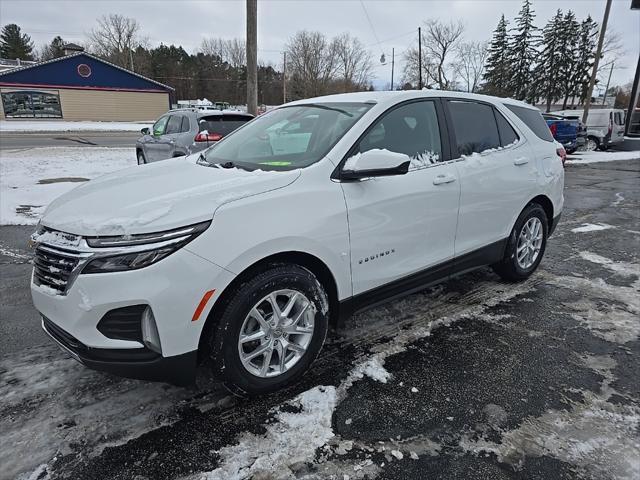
left=238, top=289, right=315, bottom=378
left=516, top=217, right=543, bottom=269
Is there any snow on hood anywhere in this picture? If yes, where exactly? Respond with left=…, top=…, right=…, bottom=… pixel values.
left=41, top=156, right=300, bottom=236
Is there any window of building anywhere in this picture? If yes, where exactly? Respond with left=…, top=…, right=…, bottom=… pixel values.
left=448, top=101, right=500, bottom=155
left=1, top=90, right=62, bottom=118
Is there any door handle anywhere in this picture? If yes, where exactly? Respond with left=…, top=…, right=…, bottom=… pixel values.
left=433, top=174, right=456, bottom=185
left=513, top=157, right=529, bottom=166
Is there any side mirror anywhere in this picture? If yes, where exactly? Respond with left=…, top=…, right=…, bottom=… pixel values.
left=340, top=149, right=410, bottom=181
left=141, top=127, right=150, bottom=135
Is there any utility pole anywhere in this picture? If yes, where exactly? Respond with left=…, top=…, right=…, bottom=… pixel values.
left=391, top=48, right=395, bottom=91
left=418, top=27, right=422, bottom=90
left=246, top=0, right=258, bottom=116
left=283, top=51, right=287, bottom=104
left=582, top=0, right=612, bottom=124
left=602, top=62, right=614, bottom=105
left=129, top=48, right=134, bottom=72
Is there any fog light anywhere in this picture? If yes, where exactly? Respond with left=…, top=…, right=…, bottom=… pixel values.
left=141, top=306, right=162, bottom=353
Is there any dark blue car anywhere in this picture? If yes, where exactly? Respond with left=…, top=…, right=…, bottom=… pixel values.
left=542, top=113, right=585, bottom=154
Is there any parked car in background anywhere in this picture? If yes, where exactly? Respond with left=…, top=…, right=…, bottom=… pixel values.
left=31, top=91, right=563, bottom=395
left=542, top=113, right=582, bottom=153
left=136, top=109, right=253, bottom=164
left=555, top=108, right=625, bottom=151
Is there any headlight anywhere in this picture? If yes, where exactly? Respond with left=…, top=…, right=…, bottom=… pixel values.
left=82, top=221, right=210, bottom=274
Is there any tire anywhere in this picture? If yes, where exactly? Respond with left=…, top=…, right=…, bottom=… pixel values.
left=585, top=136, right=599, bottom=152
left=137, top=151, right=147, bottom=165
left=597, top=143, right=609, bottom=151
left=210, top=264, right=329, bottom=396
left=566, top=147, right=576, bottom=155
left=492, top=204, right=548, bottom=282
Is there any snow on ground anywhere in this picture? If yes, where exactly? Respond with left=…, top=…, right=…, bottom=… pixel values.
left=0, top=147, right=135, bottom=225
left=566, top=150, right=640, bottom=164
left=571, top=223, right=615, bottom=233
left=0, top=120, right=151, bottom=132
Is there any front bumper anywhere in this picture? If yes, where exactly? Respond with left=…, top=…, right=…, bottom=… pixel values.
left=32, top=245, right=236, bottom=384
left=42, top=316, right=197, bottom=385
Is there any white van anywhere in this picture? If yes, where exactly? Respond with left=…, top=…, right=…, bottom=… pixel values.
left=31, top=91, right=564, bottom=395
left=556, top=108, right=625, bottom=151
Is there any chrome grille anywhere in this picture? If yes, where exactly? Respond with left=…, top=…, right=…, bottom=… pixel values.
left=33, top=245, right=83, bottom=294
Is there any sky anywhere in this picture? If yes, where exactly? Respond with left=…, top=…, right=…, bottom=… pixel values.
left=1, top=0, right=638, bottom=92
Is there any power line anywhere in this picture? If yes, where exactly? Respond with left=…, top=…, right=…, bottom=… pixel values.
left=359, top=0, right=382, bottom=51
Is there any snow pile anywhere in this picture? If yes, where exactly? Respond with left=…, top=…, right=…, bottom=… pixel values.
left=570, top=223, right=614, bottom=233
left=566, top=150, right=640, bottom=165
left=0, top=147, right=135, bottom=225
left=0, top=120, right=150, bottom=132
left=198, top=386, right=337, bottom=480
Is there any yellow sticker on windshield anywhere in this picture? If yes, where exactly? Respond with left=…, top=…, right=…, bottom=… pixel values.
left=259, top=161, right=292, bottom=166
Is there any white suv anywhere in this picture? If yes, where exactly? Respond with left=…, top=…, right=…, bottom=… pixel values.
left=31, top=91, right=564, bottom=395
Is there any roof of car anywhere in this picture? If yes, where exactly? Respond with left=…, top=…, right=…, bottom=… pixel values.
left=285, top=90, right=536, bottom=110
left=169, top=108, right=253, bottom=118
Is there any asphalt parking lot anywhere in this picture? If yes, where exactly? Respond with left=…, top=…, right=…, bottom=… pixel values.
left=1, top=158, right=639, bottom=480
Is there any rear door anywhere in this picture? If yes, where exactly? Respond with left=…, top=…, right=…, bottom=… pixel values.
left=446, top=100, right=539, bottom=259
left=340, top=99, right=460, bottom=296
left=612, top=110, right=625, bottom=142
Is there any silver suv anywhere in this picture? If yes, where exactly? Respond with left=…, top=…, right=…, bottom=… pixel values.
left=136, top=109, right=253, bottom=164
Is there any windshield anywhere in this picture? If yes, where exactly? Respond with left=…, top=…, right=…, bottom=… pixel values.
left=202, top=102, right=372, bottom=171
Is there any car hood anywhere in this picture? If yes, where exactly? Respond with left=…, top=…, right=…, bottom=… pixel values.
left=41, top=156, right=300, bottom=236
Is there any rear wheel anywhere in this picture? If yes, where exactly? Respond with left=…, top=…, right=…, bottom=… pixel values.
left=585, top=136, right=599, bottom=152
left=210, top=264, right=329, bottom=396
left=492, top=204, right=548, bottom=282
left=137, top=151, right=147, bottom=165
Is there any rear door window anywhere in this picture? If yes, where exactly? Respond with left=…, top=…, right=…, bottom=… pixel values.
left=199, top=115, right=251, bottom=136
left=614, top=112, right=624, bottom=126
left=448, top=101, right=501, bottom=155
left=505, top=104, right=554, bottom=142
left=180, top=115, right=191, bottom=133
left=165, top=115, right=183, bottom=134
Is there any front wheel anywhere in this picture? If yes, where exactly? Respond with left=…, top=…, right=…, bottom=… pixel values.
left=210, top=264, right=329, bottom=396
left=492, top=204, right=548, bottom=282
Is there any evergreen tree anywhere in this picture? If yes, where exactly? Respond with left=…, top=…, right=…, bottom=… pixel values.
left=507, top=0, right=539, bottom=101
left=40, top=36, right=66, bottom=61
left=557, top=11, right=580, bottom=109
left=568, top=15, right=598, bottom=107
left=0, top=24, right=34, bottom=60
left=482, top=14, right=511, bottom=97
left=534, top=10, right=564, bottom=111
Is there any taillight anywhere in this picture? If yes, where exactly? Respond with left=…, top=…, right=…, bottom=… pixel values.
left=549, top=123, right=557, bottom=136
left=195, top=132, right=223, bottom=142
left=556, top=146, right=566, bottom=167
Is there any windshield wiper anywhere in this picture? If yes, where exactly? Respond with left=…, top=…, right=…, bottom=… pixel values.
left=197, top=152, right=211, bottom=166
left=305, top=103, right=353, bottom=117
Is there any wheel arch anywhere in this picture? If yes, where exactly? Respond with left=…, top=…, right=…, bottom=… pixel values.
left=197, top=250, right=341, bottom=362
left=528, top=194, right=554, bottom=225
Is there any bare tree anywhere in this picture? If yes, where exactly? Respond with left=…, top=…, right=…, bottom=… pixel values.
left=88, top=14, right=146, bottom=69
left=332, top=33, right=373, bottom=92
left=423, top=20, right=465, bottom=89
left=454, top=41, right=489, bottom=93
left=201, top=37, right=246, bottom=68
left=402, top=20, right=465, bottom=90
left=285, top=30, right=338, bottom=99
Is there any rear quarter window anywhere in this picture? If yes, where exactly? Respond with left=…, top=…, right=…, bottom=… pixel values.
left=505, top=104, right=554, bottom=142
left=199, top=115, right=251, bottom=136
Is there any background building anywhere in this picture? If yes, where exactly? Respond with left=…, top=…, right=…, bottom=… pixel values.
left=0, top=47, right=173, bottom=121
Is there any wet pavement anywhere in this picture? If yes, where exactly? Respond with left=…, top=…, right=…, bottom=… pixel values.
left=0, top=158, right=638, bottom=480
